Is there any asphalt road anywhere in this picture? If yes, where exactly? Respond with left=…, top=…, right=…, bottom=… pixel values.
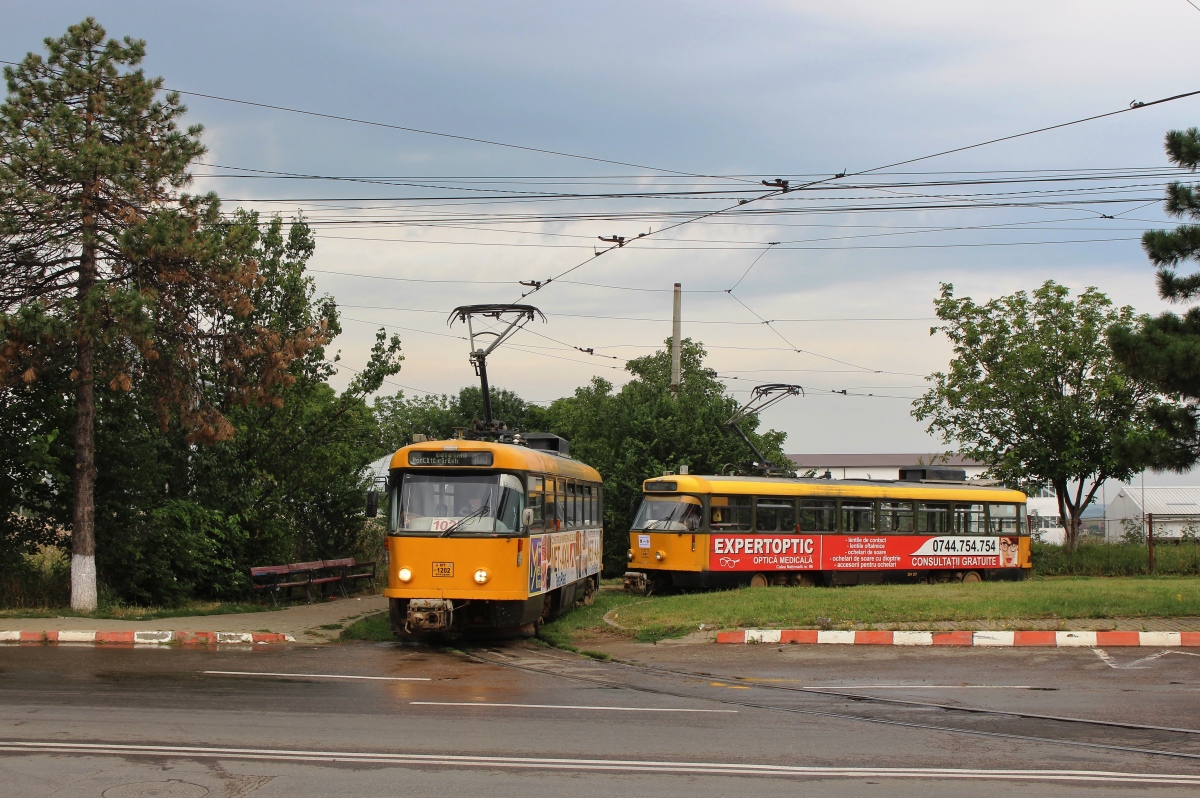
left=2, top=640, right=1199, bottom=797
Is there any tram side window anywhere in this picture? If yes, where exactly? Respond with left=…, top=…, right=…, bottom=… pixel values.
left=988, top=503, right=1020, bottom=534
left=798, top=499, right=837, bottom=532
left=547, top=480, right=559, bottom=528
left=918, top=502, right=950, bottom=535
left=710, top=496, right=752, bottom=531
left=880, top=501, right=914, bottom=533
left=527, top=476, right=544, bottom=531
left=756, top=498, right=796, bottom=531
left=554, top=479, right=567, bottom=529
left=954, top=503, right=986, bottom=535
left=581, top=485, right=591, bottom=526
left=840, top=499, right=876, bottom=533
left=566, top=481, right=578, bottom=528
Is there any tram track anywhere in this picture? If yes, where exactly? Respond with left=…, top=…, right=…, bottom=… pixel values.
left=467, top=646, right=1200, bottom=764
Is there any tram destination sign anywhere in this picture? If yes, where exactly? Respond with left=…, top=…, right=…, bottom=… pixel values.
left=407, top=450, right=494, bottom=467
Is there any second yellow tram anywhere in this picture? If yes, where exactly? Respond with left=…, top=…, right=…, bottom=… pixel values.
left=626, top=470, right=1030, bottom=591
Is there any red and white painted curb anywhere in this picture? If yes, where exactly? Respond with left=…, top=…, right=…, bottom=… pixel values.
left=0, top=630, right=295, bottom=646
left=716, top=629, right=1200, bottom=647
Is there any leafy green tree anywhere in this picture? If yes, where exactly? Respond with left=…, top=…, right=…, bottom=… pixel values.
left=187, top=215, right=402, bottom=575
left=548, top=339, right=787, bottom=572
left=0, top=372, right=71, bottom=570
left=1109, top=126, right=1200, bottom=418
left=0, top=20, right=326, bottom=608
left=914, top=281, right=1195, bottom=549
left=375, top=386, right=546, bottom=452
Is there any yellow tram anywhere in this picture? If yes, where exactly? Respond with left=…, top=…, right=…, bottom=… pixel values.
left=382, top=434, right=603, bottom=638
left=625, top=467, right=1030, bottom=592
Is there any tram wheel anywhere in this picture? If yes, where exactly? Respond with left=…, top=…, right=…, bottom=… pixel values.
left=960, top=570, right=983, bottom=584
left=749, top=573, right=770, bottom=588
left=581, top=578, right=596, bottom=606
left=646, top=572, right=672, bottom=596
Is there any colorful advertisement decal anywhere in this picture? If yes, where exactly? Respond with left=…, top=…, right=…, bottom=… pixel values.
left=708, top=534, right=1021, bottom=572
left=528, top=529, right=603, bottom=594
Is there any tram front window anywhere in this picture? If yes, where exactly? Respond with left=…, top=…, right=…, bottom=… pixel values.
left=632, top=497, right=702, bottom=531
left=390, top=472, right=524, bottom=535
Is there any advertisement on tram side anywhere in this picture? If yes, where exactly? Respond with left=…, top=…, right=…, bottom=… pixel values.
left=708, top=534, right=1022, bottom=571
left=529, top=529, right=603, bottom=594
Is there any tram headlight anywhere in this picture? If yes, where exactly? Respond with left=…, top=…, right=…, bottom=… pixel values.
left=627, top=548, right=634, bottom=561
left=398, top=567, right=413, bottom=583
left=655, top=550, right=666, bottom=562
left=473, top=568, right=490, bottom=585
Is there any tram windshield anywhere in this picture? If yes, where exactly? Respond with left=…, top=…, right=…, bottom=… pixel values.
left=632, top=496, right=703, bottom=531
left=390, top=472, right=524, bottom=536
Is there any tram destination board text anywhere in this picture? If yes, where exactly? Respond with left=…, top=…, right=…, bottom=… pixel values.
left=407, top=451, right=494, bottom=467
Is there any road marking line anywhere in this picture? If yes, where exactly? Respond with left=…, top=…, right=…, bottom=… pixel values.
left=203, top=670, right=431, bottom=681
left=803, top=685, right=1039, bottom=689
left=411, top=701, right=737, bottom=713
left=2, top=741, right=1199, bottom=784
left=1092, top=649, right=1199, bottom=670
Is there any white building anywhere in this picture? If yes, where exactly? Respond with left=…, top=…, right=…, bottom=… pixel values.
left=1104, top=486, right=1200, bottom=541
left=786, top=453, right=987, bottom=481
left=1026, top=487, right=1067, bottom=545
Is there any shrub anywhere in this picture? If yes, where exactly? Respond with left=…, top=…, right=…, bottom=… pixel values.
left=0, top=544, right=70, bottom=608
left=1033, top=540, right=1200, bottom=576
left=97, top=500, right=248, bottom=605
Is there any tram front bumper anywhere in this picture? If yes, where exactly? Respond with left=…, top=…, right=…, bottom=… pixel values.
left=623, top=571, right=648, bottom=593
left=406, top=598, right=455, bottom=632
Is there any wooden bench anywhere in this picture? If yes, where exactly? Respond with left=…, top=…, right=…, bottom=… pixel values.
left=249, top=564, right=313, bottom=605
left=249, top=558, right=378, bottom=605
left=323, top=557, right=377, bottom=594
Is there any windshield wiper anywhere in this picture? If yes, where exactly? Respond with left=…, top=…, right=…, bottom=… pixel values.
left=441, top=504, right=490, bottom=537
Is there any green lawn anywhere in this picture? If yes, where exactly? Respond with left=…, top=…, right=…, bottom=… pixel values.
left=0, top=601, right=280, bottom=621
left=340, top=612, right=392, bottom=641
left=597, top=576, right=1200, bottom=640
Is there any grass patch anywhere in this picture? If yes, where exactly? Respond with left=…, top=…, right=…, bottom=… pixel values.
left=339, top=612, right=393, bottom=641
left=0, top=601, right=279, bottom=621
left=537, top=590, right=641, bottom=648
left=609, top=576, right=1200, bottom=634
left=1034, top=541, right=1200, bottom=576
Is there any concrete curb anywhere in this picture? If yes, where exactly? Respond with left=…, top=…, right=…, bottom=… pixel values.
left=716, top=629, right=1200, bottom=647
left=0, top=630, right=296, bottom=646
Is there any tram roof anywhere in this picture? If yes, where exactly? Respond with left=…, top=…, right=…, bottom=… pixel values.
left=390, top=438, right=601, bottom=482
left=643, top=474, right=1026, bottom=503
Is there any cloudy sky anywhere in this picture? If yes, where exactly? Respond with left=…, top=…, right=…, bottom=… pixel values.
left=5, top=1, right=1200, bottom=473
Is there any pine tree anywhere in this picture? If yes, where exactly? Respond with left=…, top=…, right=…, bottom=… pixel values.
left=1110, top=127, right=1200, bottom=410
left=0, top=20, right=326, bottom=609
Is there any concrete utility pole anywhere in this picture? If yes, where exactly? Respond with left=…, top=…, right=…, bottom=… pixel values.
left=670, top=282, right=682, bottom=398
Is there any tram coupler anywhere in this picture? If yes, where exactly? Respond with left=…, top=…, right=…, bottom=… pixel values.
left=405, top=598, right=455, bottom=633
left=623, top=571, right=648, bottom=594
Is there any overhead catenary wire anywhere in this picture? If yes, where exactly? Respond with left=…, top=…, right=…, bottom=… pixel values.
left=12, top=53, right=1196, bottom=403
left=0, top=58, right=756, bottom=186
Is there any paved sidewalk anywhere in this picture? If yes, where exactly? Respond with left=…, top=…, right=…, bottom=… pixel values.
left=0, top=594, right=388, bottom=645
